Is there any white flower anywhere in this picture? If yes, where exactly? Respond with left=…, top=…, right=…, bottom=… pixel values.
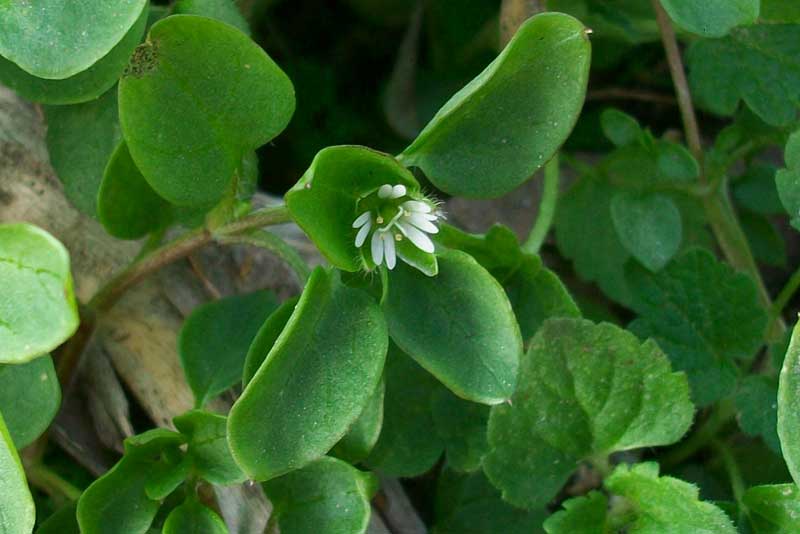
left=351, top=183, right=441, bottom=270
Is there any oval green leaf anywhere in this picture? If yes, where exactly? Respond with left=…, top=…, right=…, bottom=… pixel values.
left=0, top=412, right=35, bottom=534
left=382, top=249, right=522, bottom=404
left=228, top=268, right=388, bottom=481
left=0, top=4, right=148, bottom=105
left=179, top=290, right=278, bottom=407
left=98, top=141, right=173, bottom=240
left=163, top=499, right=227, bottom=534
left=0, top=354, right=61, bottom=448
left=659, top=0, right=759, bottom=38
left=0, top=0, right=147, bottom=79
left=118, top=15, right=295, bottom=206
left=173, top=410, right=245, bottom=486
left=398, top=12, right=591, bottom=198
left=779, top=320, right=800, bottom=486
left=0, top=224, right=79, bottom=364
left=242, top=296, right=299, bottom=387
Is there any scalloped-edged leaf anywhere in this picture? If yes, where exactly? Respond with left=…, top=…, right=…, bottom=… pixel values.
left=263, top=456, right=377, bottom=534
left=659, top=0, right=758, bottom=38
left=228, top=268, right=387, bottom=481
left=627, top=249, right=768, bottom=406
left=398, top=12, right=590, bottom=198
left=0, top=4, right=147, bottom=104
left=0, top=0, right=147, bottom=79
left=484, top=318, right=693, bottom=509
left=0, top=412, right=35, bottom=534
left=0, top=223, right=79, bottom=364
left=0, top=354, right=60, bottom=448
left=383, top=249, right=522, bottom=405
left=118, top=15, right=294, bottom=206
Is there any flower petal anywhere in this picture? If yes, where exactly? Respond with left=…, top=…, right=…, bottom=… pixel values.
left=371, top=231, right=384, bottom=265
left=378, top=184, right=393, bottom=199
left=406, top=212, right=439, bottom=234
left=355, top=219, right=371, bottom=247
left=352, top=211, right=372, bottom=228
left=383, top=232, right=396, bottom=269
left=391, top=184, right=407, bottom=198
left=402, top=200, right=432, bottom=213
left=398, top=222, right=435, bottom=253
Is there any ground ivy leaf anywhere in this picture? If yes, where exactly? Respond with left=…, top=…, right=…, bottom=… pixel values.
left=398, top=12, right=591, bottom=198
left=484, top=318, right=693, bottom=509
left=98, top=141, right=173, bottom=240
left=736, top=375, right=781, bottom=454
left=0, top=412, right=35, bottom=534
left=659, top=0, right=758, bottom=37
left=383, top=249, right=522, bottom=405
left=543, top=491, right=607, bottom=534
left=173, top=0, right=250, bottom=35
left=778, top=320, right=800, bottom=486
left=332, top=376, right=385, bottom=464
left=0, top=4, right=147, bottom=105
left=45, top=89, right=122, bottom=217
left=365, top=344, right=445, bottom=477
left=434, top=468, right=548, bottom=534
left=174, top=410, right=245, bottom=486
left=776, top=130, right=800, bottom=231
left=0, top=223, right=79, bottom=364
left=179, top=290, right=277, bottom=407
left=118, top=15, right=294, bottom=206
left=263, top=456, right=377, bottom=534
left=744, top=484, right=800, bottom=533
left=0, top=0, right=147, bottom=79
left=242, top=297, right=299, bottom=387
left=626, top=249, right=768, bottom=406
left=0, top=354, right=60, bottom=448
left=431, top=388, right=490, bottom=473
left=162, top=498, right=228, bottom=534
left=228, top=268, right=387, bottom=481
left=687, top=25, right=800, bottom=126
left=610, top=191, right=683, bottom=272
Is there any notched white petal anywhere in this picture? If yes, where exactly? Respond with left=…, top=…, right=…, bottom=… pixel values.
left=402, top=200, right=432, bottom=214
left=398, top=222, right=435, bottom=253
left=352, top=211, right=372, bottom=228
left=378, top=184, right=393, bottom=199
left=355, top=220, right=371, bottom=247
left=406, top=213, right=439, bottom=234
left=391, top=184, right=407, bottom=198
left=371, top=231, right=384, bottom=265
left=382, top=232, right=396, bottom=269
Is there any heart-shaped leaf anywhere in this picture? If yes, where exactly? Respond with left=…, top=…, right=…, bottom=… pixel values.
left=0, top=0, right=147, bottom=79
left=0, top=224, right=79, bottom=364
left=0, top=413, right=34, bottom=534
left=119, top=15, right=294, bottom=206
left=398, top=12, right=591, bottom=198
left=0, top=354, right=60, bottom=448
left=611, top=191, right=683, bottom=272
left=228, top=268, right=388, bottom=481
left=382, top=249, right=522, bottom=404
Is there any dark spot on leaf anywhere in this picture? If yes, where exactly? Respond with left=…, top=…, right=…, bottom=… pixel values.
left=124, top=42, right=158, bottom=78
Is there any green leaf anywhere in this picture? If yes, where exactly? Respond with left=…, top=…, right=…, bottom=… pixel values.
left=626, top=249, right=768, bottom=406
left=174, top=410, right=245, bottom=486
left=779, top=320, right=800, bottom=487
left=365, top=344, right=444, bottom=477
left=0, top=354, right=60, bottom=448
left=118, top=15, right=294, bottom=206
left=0, top=223, right=79, bottom=364
left=0, top=0, right=147, bottom=79
left=228, top=268, right=387, bottom=481
left=45, top=89, right=122, bottom=217
left=163, top=498, right=227, bottom=534
left=431, top=389, right=490, bottom=473
left=611, top=191, right=682, bottom=272
left=332, top=376, right=384, bottom=464
left=98, top=141, right=173, bottom=240
left=173, top=0, right=250, bottom=35
left=543, top=491, right=607, bottom=534
left=743, top=484, right=800, bottom=533
left=37, top=503, right=80, bottom=534
left=600, top=108, right=642, bottom=147
left=242, top=297, right=298, bottom=387
left=0, top=4, right=147, bottom=105
left=548, top=463, right=737, bottom=533
left=659, top=0, right=759, bottom=37
left=434, top=468, right=548, bottom=534
left=263, top=456, right=377, bottom=534
left=777, top=130, right=800, bottom=231
left=398, top=13, right=591, bottom=198
left=286, top=145, right=422, bottom=273
left=687, top=25, right=800, bottom=126
left=179, top=290, right=278, bottom=407
left=740, top=210, right=787, bottom=268
left=733, top=164, right=784, bottom=216
left=0, top=412, right=35, bottom=534
left=383, top=249, right=522, bottom=404
left=484, top=318, right=693, bottom=509
left=736, top=375, right=781, bottom=454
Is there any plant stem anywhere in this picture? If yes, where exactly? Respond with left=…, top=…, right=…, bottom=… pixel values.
left=217, top=229, right=311, bottom=283
left=523, top=154, right=559, bottom=255
left=25, top=462, right=82, bottom=503
left=661, top=398, right=736, bottom=469
left=712, top=439, right=748, bottom=525
left=771, top=265, right=800, bottom=326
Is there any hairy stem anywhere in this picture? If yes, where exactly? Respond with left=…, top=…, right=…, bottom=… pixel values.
left=523, top=154, right=559, bottom=255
